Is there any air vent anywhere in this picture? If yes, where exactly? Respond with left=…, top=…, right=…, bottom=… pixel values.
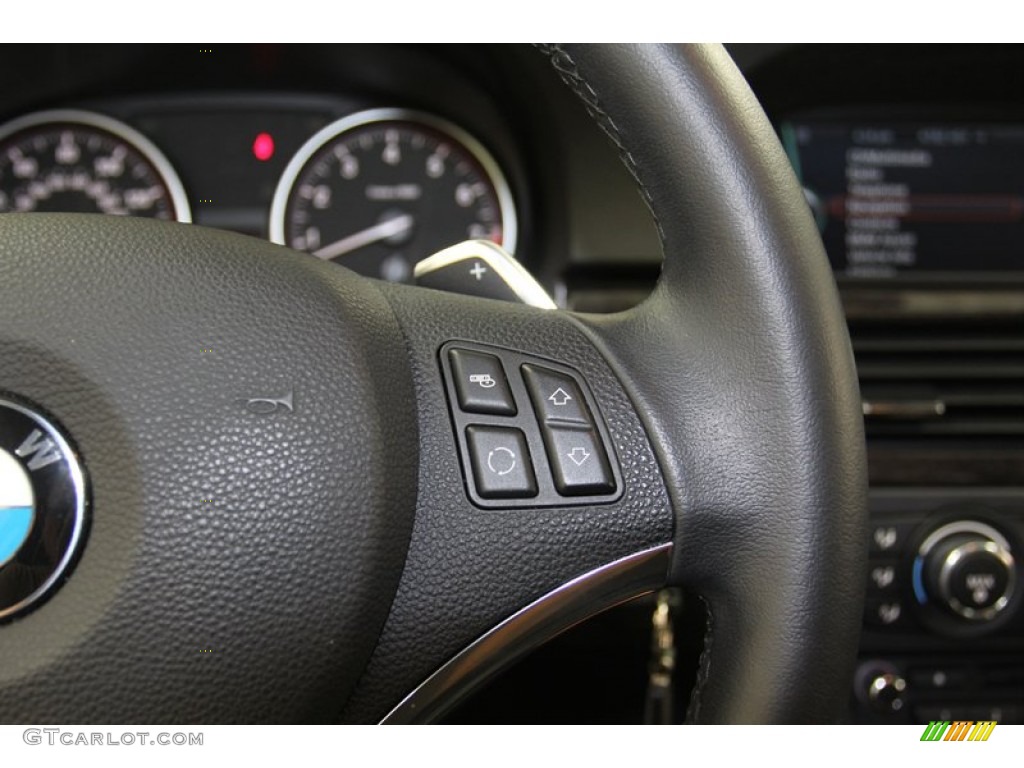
left=851, top=318, right=1024, bottom=439
left=564, top=275, right=1024, bottom=442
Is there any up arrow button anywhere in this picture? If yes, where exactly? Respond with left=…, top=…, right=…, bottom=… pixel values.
left=522, top=365, right=589, bottom=425
left=548, top=388, right=573, bottom=406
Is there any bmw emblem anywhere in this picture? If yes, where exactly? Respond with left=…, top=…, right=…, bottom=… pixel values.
left=0, top=398, right=87, bottom=621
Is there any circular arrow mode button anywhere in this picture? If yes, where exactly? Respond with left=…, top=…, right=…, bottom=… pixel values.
left=465, top=426, right=537, bottom=500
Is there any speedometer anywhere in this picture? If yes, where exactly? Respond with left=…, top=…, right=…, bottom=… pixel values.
left=269, top=108, right=517, bottom=283
left=0, top=109, right=190, bottom=222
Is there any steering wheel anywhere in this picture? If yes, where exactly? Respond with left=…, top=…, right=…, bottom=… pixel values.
left=0, top=44, right=866, bottom=723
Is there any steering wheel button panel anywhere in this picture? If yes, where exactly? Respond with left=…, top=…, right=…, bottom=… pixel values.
left=540, top=425, right=615, bottom=496
left=440, top=341, right=622, bottom=509
left=448, top=349, right=516, bottom=416
left=521, top=364, right=590, bottom=425
left=465, top=426, right=537, bottom=499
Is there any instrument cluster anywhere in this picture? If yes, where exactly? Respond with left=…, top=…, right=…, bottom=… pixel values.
left=0, top=96, right=520, bottom=284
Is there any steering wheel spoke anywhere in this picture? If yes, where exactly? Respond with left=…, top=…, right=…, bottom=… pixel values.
left=338, top=280, right=676, bottom=722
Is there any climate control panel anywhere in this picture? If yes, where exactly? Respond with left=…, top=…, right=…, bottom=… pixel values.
left=852, top=490, right=1024, bottom=724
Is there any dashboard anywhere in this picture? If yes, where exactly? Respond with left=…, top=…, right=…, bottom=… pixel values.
left=1, top=43, right=1021, bottom=724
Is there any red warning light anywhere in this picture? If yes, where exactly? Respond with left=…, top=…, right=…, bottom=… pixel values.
left=252, top=132, right=275, bottom=162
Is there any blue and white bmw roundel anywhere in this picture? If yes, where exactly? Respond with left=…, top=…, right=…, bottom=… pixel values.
left=0, top=398, right=87, bottom=621
left=0, top=448, right=35, bottom=568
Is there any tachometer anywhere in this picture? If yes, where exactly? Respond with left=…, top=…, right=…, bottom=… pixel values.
left=0, top=109, right=190, bottom=221
left=269, top=108, right=517, bottom=283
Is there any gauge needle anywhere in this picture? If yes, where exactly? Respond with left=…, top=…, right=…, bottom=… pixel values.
left=312, top=214, right=414, bottom=261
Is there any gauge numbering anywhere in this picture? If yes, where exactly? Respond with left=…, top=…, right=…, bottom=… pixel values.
left=0, top=109, right=190, bottom=222
left=270, top=108, right=517, bottom=283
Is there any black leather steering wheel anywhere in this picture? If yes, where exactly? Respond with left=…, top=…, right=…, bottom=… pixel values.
left=0, top=43, right=866, bottom=723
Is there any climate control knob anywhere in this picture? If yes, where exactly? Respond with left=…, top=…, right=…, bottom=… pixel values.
left=915, top=521, right=1016, bottom=623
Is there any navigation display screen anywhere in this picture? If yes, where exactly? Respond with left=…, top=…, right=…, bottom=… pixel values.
left=781, top=122, right=1024, bottom=278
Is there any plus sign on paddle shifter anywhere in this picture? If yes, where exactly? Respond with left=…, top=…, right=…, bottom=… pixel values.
left=413, top=241, right=556, bottom=308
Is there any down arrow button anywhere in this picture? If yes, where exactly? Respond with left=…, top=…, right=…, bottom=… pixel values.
left=543, top=426, right=615, bottom=496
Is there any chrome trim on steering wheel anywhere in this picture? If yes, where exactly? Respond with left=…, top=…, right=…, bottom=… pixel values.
left=381, top=542, right=673, bottom=724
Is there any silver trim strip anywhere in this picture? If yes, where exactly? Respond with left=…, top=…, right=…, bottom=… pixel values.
left=0, top=109, right=191, bottom=223
left=414, top=240, right=557, bottom=309
left=0, top=399, right=88, bottom=621
left=380, top=542, right=673, bottom=724
left=268, top=107, right=517, bottom=257
left=862, top=400, right=946, bottom=419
